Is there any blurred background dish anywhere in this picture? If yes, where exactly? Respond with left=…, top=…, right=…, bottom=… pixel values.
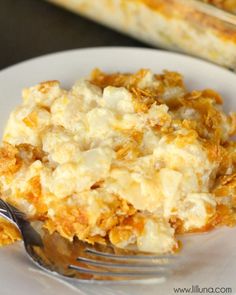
left=48, top=0, right=236, bottom=70
left=201, top=0, right=236, bottom=13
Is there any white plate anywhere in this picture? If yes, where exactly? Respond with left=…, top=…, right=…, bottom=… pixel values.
left=0, top=47, right=236, bottom=295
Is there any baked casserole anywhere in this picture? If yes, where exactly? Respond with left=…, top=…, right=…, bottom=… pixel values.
left=0, top=69, right=236, bottom=253
left=48, top=0, right=236, bottom=70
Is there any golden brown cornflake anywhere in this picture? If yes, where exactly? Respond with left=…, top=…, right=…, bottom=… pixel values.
left=0, top=217, right=21, bottom=246
left=0, top=143, right=20, bottom=176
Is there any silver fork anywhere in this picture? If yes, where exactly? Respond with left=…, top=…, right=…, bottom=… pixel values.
left=0, top=199, right=177, bottom=281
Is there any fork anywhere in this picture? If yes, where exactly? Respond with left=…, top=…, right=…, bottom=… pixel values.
left=0, top=199, right=177, bottom=281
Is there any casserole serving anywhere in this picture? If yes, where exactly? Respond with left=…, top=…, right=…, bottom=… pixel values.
left=1, top=68, right=236, bottom=253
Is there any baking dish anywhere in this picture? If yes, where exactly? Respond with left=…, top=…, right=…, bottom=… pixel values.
left=201, top=0, right=236, bottom=13
left=48, top=0, right=236, bottom=70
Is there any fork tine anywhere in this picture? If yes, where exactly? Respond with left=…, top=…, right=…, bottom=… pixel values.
left=76, top=257, right=170, bottom=270
left=85, top=247, right=175, bottom=261
left=0, top=199, right=16, bottom=221
left=68, top=264, right=166, bottom=277
left=7, top=203, right=26, bottom=218
left=0, top=201, right=26, bottom=219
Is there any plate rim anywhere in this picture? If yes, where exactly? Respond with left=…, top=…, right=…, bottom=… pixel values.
left=1, top=46, right=236, bottom=80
